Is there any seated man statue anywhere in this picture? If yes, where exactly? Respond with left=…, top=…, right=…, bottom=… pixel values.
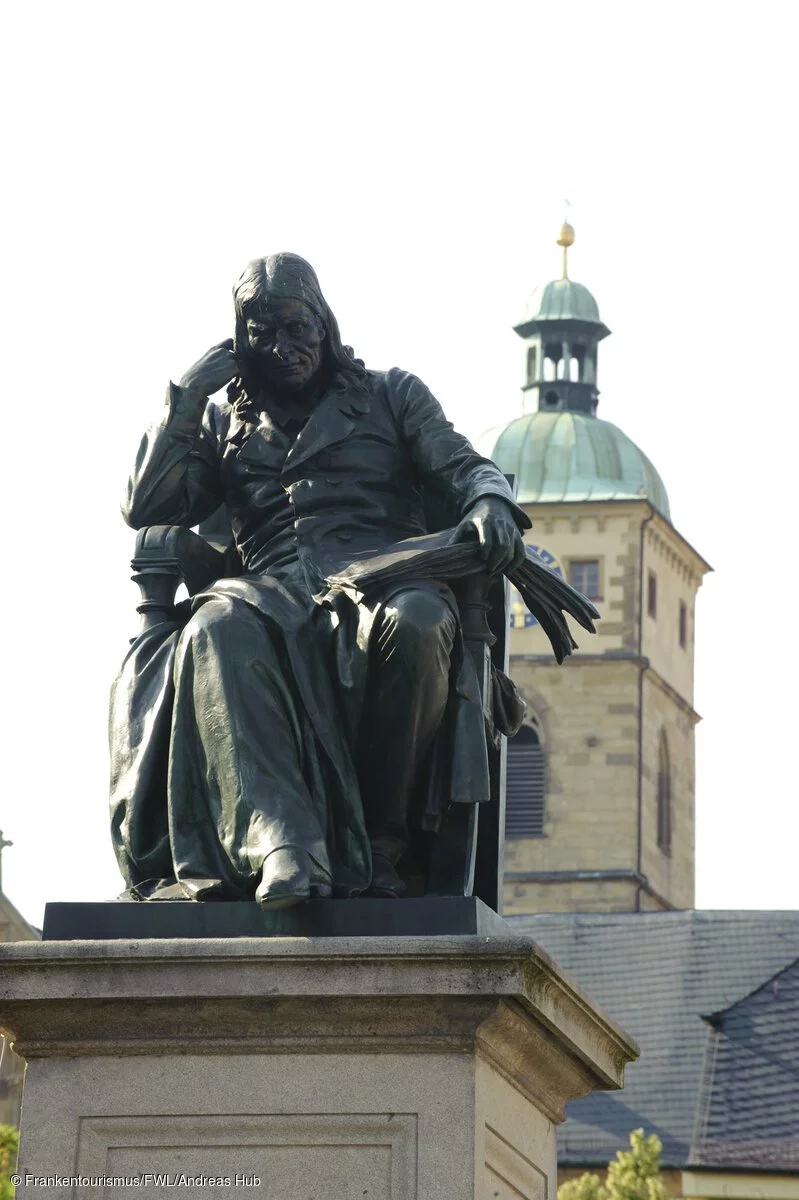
left=110, top=253, right=531, bottom=908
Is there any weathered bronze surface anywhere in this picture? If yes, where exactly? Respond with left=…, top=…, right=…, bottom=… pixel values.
left=110, top=254, right=595, bottom=909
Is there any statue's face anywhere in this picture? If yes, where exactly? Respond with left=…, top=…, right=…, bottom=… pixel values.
left=244, top=297, right=326, bottom=393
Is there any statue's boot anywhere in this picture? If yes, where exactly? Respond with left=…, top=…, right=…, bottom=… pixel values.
left=256, top=846, right=333, bottom=909
left=366, top=851, right=407, bottom=898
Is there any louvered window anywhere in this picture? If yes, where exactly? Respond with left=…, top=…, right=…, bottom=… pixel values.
left=506, top=724, right=546, bottom=838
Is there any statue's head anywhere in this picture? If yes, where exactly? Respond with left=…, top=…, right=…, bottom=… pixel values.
left=232, top=253, right=364, bottom=397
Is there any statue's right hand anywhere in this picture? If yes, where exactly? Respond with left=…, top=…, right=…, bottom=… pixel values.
left=178, top=339, right=239, bottom=395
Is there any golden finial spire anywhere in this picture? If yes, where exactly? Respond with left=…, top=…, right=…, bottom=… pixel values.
left=557, top=203, right=575, bottom=280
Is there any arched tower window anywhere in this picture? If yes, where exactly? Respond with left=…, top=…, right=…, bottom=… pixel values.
left=505, top=719, right=546, bottom=838
left=526, top=345, right=538, bottom=385
left=543, top=342, right=561, bottom=382
left=657, top=731, right=672, bottom=855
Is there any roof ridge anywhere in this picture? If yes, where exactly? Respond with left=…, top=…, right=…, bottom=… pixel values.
left=702, top=953, right=799, bottom=1023
left=689, top=1022, right=721, bottom=1163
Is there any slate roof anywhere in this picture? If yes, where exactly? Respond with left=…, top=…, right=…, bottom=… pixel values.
left=507, top=910, right=799, bottom=1171
left=694, top=957, right=799, bottom=1171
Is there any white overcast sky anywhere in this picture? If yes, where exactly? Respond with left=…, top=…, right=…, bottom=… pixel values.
left=1, top=2, right=796, bottom=927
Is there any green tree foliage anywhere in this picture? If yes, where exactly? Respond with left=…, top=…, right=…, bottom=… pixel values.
left=0, top=1124, right=20, bottom=1200
left=558, top=1130, right=668, bottom=1200
left=559, top=1172, right=608, bottom=1200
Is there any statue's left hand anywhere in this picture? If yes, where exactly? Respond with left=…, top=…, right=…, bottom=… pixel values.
left=454, top=498, right=527, bottom=575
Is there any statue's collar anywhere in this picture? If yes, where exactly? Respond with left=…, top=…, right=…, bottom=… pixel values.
left=226, top=372, right=371, bottom=466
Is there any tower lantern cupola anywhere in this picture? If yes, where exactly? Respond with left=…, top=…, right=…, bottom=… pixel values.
left=514, top=222, right=610, bottom=416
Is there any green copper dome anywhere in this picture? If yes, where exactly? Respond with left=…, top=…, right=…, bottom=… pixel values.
left=480, top=411, right=671, bottom=518
left=517, top=277, right=602, bottom=326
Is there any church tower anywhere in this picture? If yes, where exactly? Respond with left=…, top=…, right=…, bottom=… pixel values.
left=483, top=224, right=710, bottom=915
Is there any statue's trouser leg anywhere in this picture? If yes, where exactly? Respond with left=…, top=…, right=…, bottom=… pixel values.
left=169, top=596, right=331, bottom=896
left=358, top=588, right=456, bottom=864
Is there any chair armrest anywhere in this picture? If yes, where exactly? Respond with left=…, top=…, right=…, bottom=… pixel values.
left=131, top=525, right=228, bottom=633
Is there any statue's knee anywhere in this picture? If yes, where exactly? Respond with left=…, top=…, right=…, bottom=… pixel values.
left=180, top=598, right=242, bottom=647
left=389, top=590, right=456, bottom=650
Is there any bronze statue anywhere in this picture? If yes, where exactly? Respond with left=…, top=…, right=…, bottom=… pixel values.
left=110, top=254, right=595, bottom=909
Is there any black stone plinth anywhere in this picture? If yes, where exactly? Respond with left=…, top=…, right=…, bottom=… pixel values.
left=41, top=896, right=510, bottom=941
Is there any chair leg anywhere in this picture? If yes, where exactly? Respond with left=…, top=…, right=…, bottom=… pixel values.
left=427, top=802, right=478, bottom=897
left=427, top=573, right=493, bottom=900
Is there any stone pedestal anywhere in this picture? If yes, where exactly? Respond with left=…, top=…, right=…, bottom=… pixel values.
left=0, top=933, right=637, bottom=1199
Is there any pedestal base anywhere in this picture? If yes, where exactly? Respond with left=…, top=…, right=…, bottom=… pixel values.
left=41, top=896, right=509, bottom=940
left=0, top=934, right=638, bottom=1199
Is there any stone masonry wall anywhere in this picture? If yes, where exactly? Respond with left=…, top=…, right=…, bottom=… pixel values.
left=502, top=658, right=642, bottom=915
left=639, top=672, right=697, bottom=909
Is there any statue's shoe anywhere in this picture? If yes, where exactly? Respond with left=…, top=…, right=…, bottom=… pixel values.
left=366, top=852, right=407, bottom=899
left=256, top=847, right=333, bottom=909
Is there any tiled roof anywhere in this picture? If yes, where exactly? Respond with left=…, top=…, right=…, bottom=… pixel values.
left=693, top=956, right=799, bottom=1171
left=507, top=910, right=799, bottom=1170
left=0, top=891, right=39, bottom=942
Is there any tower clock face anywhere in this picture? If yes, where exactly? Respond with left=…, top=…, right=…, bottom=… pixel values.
left=510, top=544, right=565, bottom=629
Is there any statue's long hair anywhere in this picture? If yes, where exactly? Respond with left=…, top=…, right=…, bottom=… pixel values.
left=227, top=254, right=367, bottom=411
